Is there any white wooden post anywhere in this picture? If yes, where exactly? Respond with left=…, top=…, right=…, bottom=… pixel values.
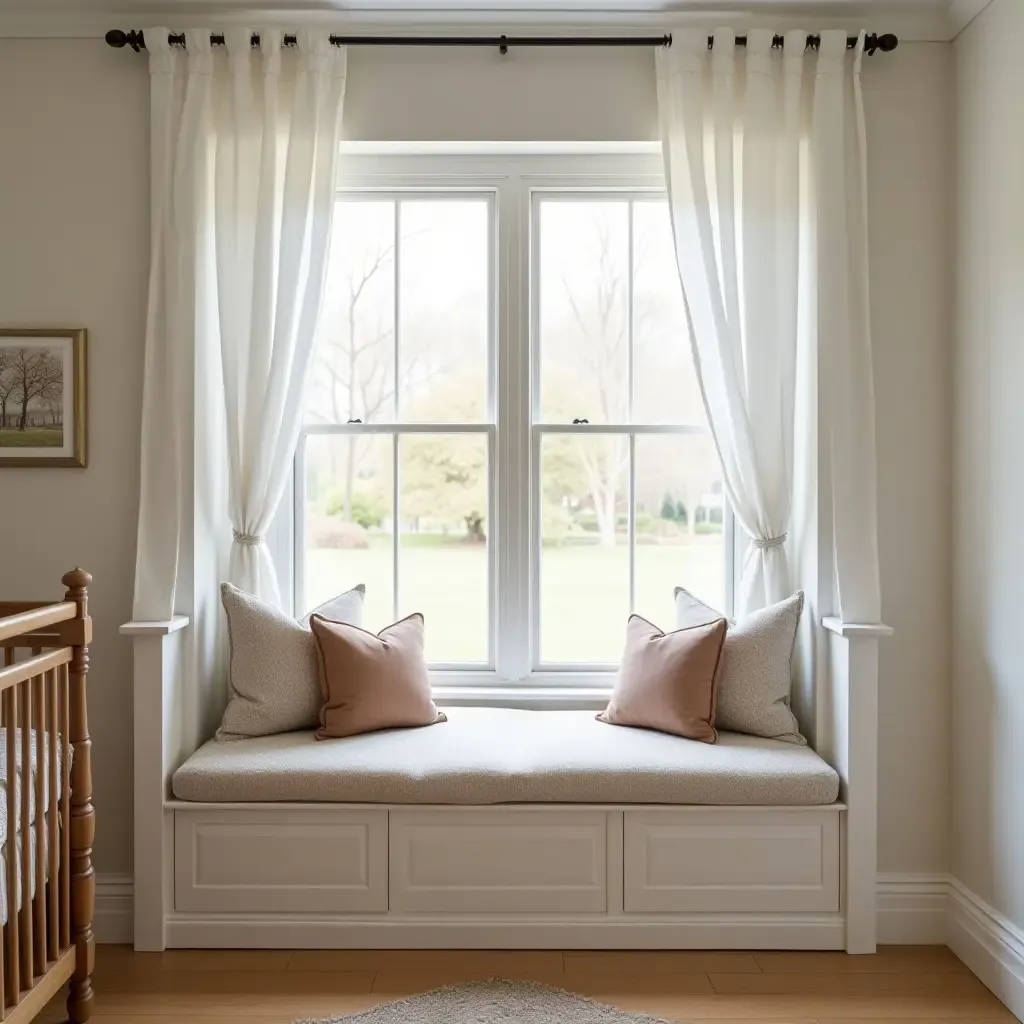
left=120, top=617, right=190, bottom=952
left=821, top=617, right=892, bottom=954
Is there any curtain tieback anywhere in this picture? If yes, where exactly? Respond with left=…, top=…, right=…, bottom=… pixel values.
left=232, top=530, right=264, bottom=547
left=753, top=533, right=788, bottom=551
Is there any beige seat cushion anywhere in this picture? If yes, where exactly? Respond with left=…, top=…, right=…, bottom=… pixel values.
left=173, top=707, right=840, bottom=806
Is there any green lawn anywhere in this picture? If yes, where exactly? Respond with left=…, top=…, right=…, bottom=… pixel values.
left=306, top=537, right=726, bottom=666
left=0, top=427, right=63, bottom=448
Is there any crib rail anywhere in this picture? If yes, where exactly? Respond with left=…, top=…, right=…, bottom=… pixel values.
left=0, top=571, right=93, bottom=1022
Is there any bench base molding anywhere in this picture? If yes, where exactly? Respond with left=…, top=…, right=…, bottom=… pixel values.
left=163, top=911, right=847, bottom=950
left=162, top=802, right=846, bottom=951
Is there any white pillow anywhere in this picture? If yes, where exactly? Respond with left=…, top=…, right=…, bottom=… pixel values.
left=675, top=587, right=806, bottom=745
left=216, top=582, right=365, bottom=741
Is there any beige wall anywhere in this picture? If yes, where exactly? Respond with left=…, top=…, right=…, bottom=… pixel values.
left=953, top=0, right=1024, bottom=930
left=0, top=39, right=149, bottom=877
left=864, top=43, right=953, bottom=876
left=0, top=37, right=952, bottom=881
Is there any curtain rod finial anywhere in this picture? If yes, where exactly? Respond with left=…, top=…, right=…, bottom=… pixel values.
left=105, top=28, right=145, bottom=51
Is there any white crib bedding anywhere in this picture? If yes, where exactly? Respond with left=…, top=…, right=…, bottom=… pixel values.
left=0, top=729, right=63, bottom=846
left=0, top=826, right=50, bottom=926
left=0, top=729, right=64, bottom=925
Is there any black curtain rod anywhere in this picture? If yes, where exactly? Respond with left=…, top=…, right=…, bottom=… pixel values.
left=105, top=29, right=899, bottom=56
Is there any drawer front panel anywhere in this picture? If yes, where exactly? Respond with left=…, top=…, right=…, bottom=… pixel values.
left=624, top=809, right=840, bottom=913
left=175, top=809, right=388, bottom=913
left=390, top=810, right=608, bottom=914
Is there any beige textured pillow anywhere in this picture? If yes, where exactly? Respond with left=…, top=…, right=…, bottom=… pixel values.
left=216, top=583, right=365, bottom=741
left=675, top=587, right=806, bottom=745
left=598, top=614, right=727, bottom=743
left=311, top=613, right=446, bottom=740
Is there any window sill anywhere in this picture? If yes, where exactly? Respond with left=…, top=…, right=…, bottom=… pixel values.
left=432, top=684, right=612, bottom=711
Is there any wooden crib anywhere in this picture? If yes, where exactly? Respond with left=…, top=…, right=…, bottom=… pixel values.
left=0, top=570, right=94, bottom=1022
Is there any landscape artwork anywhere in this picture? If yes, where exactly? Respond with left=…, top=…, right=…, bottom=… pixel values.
left=0, top=329, right=87, bottom=467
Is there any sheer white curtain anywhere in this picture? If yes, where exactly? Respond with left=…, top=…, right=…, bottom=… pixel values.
left=133, top=28, right=347, bottom=620
left=656, top=28, right=881, bottom=621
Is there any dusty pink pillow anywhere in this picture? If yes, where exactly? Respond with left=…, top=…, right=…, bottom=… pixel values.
left=310, top=613, right=446, bottom=740
left=597, top=614, right=728, bottom=743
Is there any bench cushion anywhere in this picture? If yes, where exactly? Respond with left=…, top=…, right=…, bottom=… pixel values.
left=172, top=707, right=840, bottom=806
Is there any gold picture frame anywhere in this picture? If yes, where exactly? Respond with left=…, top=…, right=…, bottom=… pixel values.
left=0, top=328, right=87, bottom=467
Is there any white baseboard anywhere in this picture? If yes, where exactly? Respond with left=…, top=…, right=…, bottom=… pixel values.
left=90, top=871, right=995, bottom=949
left=947, top=878, right=1024, bottom=1022
left=876, top=873, right=950, bottom=944
left=95, top=874, right=133, bottom=945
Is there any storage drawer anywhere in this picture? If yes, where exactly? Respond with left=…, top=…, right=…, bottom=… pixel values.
left=175, top=808, right=388, bottom=913
left=389, top=809, right=608, bottom=914
left=624, top=808, right=840, bottom=913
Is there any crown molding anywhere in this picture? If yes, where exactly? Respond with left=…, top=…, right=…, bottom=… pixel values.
left=0, top=2, right=958, bottom=42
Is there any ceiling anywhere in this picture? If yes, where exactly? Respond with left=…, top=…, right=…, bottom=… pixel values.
left=0, top=0, right=992, bottom=41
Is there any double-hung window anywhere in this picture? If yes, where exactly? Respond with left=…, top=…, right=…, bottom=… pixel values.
left=289, top=150, right=731, bottom=691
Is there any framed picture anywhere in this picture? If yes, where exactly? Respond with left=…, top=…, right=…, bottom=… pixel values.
left=0, top=329, right=87, bottom=467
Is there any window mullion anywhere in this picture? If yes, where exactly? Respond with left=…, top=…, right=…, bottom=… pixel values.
left=497, top=176, right=530, bottom=682
left=627, top=200, right=636, bottom=617
left=392, top=431, right=400, bottom=624
left=392, top=200, right=401, bottom=625
left=628, top=432, right=636, bottom=615
left=627, top=198, right=635, bottom=424
left=291, top=432, right=307, bottom=615
left=393, top=200, right=402, bottom=422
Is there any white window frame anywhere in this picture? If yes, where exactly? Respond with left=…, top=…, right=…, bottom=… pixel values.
left=275, top=147, right=736, bottom=703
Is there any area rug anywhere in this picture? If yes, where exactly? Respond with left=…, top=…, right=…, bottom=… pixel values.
left=298, top=979, right=671, bottom=1024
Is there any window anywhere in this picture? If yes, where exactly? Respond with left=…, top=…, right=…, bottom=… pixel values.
left=290, top=151, right=731, bottom=688
left=299, top=194, right=494, bottom=668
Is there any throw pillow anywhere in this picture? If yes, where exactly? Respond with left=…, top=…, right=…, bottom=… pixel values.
left=597, top=614, right=727, bottom=743
left=675, top=587, right=806, bottom=745
left=310, top=613, right=446, bottom=740
left=216, top=582, right=365, bottom=741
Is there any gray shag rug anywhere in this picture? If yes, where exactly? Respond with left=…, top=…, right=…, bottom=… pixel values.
left=298, top=979, right=671, bottom=1024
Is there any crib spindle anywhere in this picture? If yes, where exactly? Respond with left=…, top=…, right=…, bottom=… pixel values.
left=20, top=677, right=34, bottom=992
left=33, top=669, right=47, bottom=976
left=47, top=668, right=60, bottom=964
left=5, top=684, right=20, bottom=1008
left=59, top=664, right=70, bottom=955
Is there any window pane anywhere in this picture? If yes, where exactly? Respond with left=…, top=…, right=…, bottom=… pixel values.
left=632, top=200, right=705, bottom=425
left=302, top=433, right=395, bottom=630
left=399, top=433, right=489, bottom=664
left=634, top=434, right=726, bottom=625
left=399, top=200, right=489, bottom=423
left=307, top=200, right=396, bottom=424
left=539, top=201, right=629, bottom=425
left=539, top=433, right=629, bottom=664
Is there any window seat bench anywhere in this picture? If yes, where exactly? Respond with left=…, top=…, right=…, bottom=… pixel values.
left=172, top=706, right=840, bottom=806
left=160, top=707, right=847, bottom=949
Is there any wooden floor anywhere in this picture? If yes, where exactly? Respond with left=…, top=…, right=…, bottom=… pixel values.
left=34, top=945, right=1016, bottom=1023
